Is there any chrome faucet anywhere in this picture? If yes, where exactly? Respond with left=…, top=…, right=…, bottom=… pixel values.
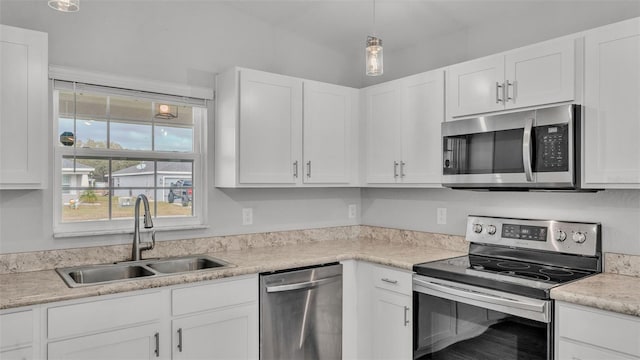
left=132, top=194, right=155, bottom=261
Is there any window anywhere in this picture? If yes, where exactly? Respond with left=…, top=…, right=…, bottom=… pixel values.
left=53, top=80, right=207, bottom=236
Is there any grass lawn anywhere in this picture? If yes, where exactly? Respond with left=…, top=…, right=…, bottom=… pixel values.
left=62, top=195, right=192, bottom=222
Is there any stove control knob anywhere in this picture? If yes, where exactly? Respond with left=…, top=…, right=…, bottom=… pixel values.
left=556, top=230, right=567, bottom=242
left=573, top=232, right=587, bottom=244
left=473, top=224, right=483, bottom=234
left=486, top=225, right=497, bottom=235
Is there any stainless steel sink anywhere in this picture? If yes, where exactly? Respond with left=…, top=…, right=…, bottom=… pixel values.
left=146, top=256, right=230, bottom=274
left=67, top=264, right=154, bottom=284
left=56, top=255, right=233, bottom=288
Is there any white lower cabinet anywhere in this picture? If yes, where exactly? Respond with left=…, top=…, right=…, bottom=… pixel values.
left=172, top=303, right=257, bottom=360
left=33, top=274, right=258, bottom=360
left=0, top=308, right=39, bottom=360
left=556, top=301, right=640, bottom=360
left=372, top=288, right=412, bottom=360
left=351, top=261, right=413, bottom=360
left=171, top=275, right=258, bottom=360
left=48, top=323, right=162, bottom=360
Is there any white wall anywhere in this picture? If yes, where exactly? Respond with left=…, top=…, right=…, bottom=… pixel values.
left=361, top=188, right=640, bottom=255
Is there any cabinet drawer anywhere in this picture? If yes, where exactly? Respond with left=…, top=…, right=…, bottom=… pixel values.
left=0, top=310, right=33, bottom=350
left=558, top=303, right=640, bottom=357
left=557, top=338, right=638, bottom=360
left=48, top=291, right=162, bottom=340
left=371, top=265, right=412, bottom=295
left=173, top=275, right=258, bottom=316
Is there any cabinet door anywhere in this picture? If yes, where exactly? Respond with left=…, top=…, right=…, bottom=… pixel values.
left=505, top=37, right=575, bottom=109
left=303, top=81, right=355, bottom=184
left=0, top=25, right=47, bottom=189
left=239, top=69, right=303, bottom=184
left=48, top=323, right=163, bottom=360
left=583, top=18, right=640, bottom=188
left=400, top=71, right=444, bottom=185
left=173, top=303, right=258, bottom=360
left=365, top=82, right=401, bottom=184
left=446, top=54, right=505, bottom=118
left=372, top=288, right=412, bottom=360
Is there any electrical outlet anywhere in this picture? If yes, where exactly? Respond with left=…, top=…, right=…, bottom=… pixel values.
left=242, top=208, right=253, bottom=225
left=348, top=204, right=357, bottom=219
left=437, top=208, right=447, bottom=225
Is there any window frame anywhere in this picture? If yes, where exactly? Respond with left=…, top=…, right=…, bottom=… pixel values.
left=50, top=72, right=211, bottom=238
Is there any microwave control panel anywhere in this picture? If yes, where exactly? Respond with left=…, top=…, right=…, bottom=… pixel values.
left=534, top=124, right=569, bottom=172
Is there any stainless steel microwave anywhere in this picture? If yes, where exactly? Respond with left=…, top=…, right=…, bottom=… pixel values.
left=442, top=104, right=581, bottom=190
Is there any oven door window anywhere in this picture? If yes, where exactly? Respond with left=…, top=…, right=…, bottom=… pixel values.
left=414, top=292, right=549, bottom=360
left=443, top=129, right=524, bottom=175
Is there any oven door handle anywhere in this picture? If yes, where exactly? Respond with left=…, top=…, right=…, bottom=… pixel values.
left=413, top=278, right=546, bottom=314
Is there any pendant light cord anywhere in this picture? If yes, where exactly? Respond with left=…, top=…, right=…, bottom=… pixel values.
left=372, top=0, right=376, bottom=35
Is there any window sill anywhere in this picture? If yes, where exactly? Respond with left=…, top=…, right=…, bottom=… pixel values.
left=53, top=224, right=210, bottom=238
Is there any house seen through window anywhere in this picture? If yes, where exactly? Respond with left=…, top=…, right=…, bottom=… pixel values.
left=53, top=80, right=207, bottom=234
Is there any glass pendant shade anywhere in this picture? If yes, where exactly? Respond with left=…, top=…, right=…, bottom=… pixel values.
left=48, top=0, right=79, bottom=12
left=366, top=36, right=383, bottom=76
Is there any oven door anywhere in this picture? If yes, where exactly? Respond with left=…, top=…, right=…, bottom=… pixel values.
left=413, top=276, right=552, bottom=360
left=441, top=104, right=577, bottom=189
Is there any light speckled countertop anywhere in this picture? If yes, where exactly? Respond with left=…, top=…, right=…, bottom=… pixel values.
left=551, top=274, right=640, bottom=317
left=0, top=239, right=465, bottom=310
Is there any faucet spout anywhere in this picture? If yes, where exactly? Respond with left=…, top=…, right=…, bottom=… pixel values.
left=132, top=194, right=155, bottom=261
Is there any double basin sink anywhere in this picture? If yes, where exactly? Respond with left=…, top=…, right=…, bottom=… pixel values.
left=56, top=255, right=232, bottom=288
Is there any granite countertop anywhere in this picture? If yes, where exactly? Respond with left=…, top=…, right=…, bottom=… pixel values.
left=551, top=273, right=640, bottom=317
left=0, top=239, right=465, bottom=310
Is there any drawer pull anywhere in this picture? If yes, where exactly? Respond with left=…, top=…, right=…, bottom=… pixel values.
left=381, top=278, right=398, bottom=284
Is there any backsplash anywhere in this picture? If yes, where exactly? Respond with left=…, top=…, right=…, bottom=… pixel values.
left=605, top=253, right=640, bottom=277
left=0, top=226, right=467, bottom=274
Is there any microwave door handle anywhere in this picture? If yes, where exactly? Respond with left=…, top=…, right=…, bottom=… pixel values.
left=523, top=118, right=534, bottom=182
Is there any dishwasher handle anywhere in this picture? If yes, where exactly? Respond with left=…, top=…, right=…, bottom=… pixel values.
left=265, top=274, right=341, bottom=293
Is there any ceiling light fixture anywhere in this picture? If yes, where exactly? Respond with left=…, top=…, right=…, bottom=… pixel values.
left=48, top=0, right=79, bottom=13
left=366, top=0, right=383, bottom=76
left=155, top=104, right=178, bottom=120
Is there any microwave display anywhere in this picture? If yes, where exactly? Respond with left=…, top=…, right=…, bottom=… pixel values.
left=534, top=124, right=569, bottom=172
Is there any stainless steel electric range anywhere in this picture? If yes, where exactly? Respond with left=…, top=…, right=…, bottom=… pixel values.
left=413, top=215, right=601, bottom=360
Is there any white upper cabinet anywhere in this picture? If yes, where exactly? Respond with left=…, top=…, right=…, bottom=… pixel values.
left=215, top=67, right=358, bottom=187
left=239, top=69, right=302, bottom=185
left=0, top=25, right=48, bottom=189
left=582, top=17, right=640, bottom=188
left=365, top=70, right=444, bottom=186
left=446, top=55, right=505, bottom=117
left=303, top=81, right=358, bottom=184
left=365, top=82, right=401, bottom=184
left=447, top=37, right=576, bottom=119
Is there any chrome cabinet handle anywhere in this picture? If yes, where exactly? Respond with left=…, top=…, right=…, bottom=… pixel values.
left=522, top=118, right=534, bottom=182
left=381, top=277, right=398, bottom=284
left=306, top=161, right=311, bottom=178
left=506, top=80, right=515, bottom=103
left=393, top=161, right=399, bottom=178
left=154, top=332, right=160, bottom=357
left=293, top=161, right=299, bottom=178
left=400, top=161, right=406, bottom=178
left=496, top=82, right=504, bottom=103
left=404, top=306, right=410, bottom=326
left=177, top=328, right=183, bottom=352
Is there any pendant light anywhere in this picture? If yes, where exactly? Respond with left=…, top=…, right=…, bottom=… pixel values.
left=366, top=0, right=383, bottom=76
left=48, top=0, right=79, bottom=12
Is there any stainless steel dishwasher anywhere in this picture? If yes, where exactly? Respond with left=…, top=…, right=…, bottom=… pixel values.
left=260, top=263, right=342, bottom=360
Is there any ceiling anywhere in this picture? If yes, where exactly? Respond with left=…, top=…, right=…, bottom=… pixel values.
left=224, top=0, right=640, bottom=54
